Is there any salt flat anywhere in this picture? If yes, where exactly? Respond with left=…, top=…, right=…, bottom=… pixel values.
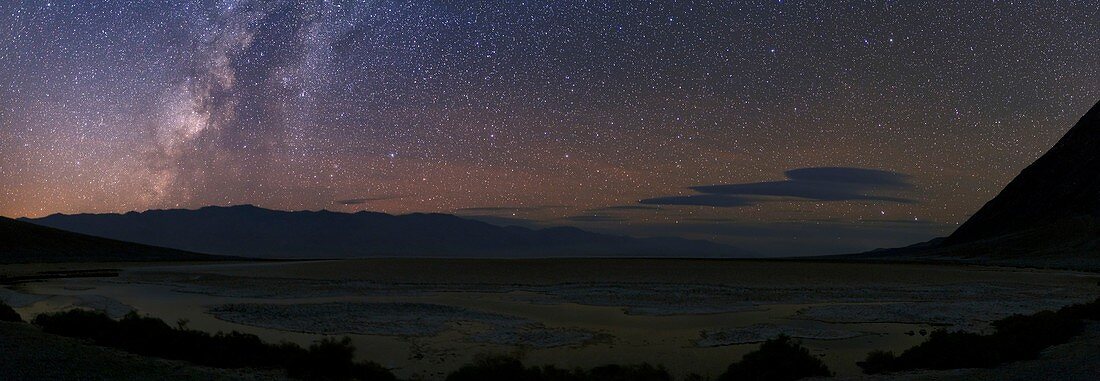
left=5, top=259, right=1097, bottom=380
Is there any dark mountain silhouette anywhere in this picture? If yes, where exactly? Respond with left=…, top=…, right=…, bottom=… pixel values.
left=0, top=217, right=222, bottom=264
left=946, top=100, right=1100, bottom=245
left=22, top=205, right=744, bottom=259
left=845, top=100, right=1100, bottom=270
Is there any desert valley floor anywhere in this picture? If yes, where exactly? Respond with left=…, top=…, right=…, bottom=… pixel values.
left=3, top=259, right=1097, bottom=380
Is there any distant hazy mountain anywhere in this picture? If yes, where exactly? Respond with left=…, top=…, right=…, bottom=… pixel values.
left=23, top=205, right=744, bottom=259
left=847, top=100, right=1100, bottom=270
left=0, top=217, right=221, bottom=264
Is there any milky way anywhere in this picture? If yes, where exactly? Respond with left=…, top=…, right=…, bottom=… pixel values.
left=1, top=1, right=1097, bottom=255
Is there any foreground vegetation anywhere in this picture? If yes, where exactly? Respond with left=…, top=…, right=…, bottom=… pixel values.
left=859, top=297, right=1100, bottom=374
left=0, top=300, right=22, bottom=322
left=18, top=306, right=831, bottom=381
left=445, top=356, right=674, bottom=381
left=31, top=309, right=396, bottom=381
left=13, top=296, right=1099, bottom=380
left=445, top=336, right=829, bottom=381
left=717, top=335, right=832, bottom=381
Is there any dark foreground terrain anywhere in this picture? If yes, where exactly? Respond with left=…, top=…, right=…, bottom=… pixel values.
left=3, top=303, right=1099, bottom=381
left=0, top=321, right=286, bottom=381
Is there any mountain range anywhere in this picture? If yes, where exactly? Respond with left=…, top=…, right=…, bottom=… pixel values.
left=21, top=205, right=744, bottom=259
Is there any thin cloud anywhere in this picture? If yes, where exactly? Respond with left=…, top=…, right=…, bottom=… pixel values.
left=586, top=205, right=662, bottom=212
left=640, top=167, right=918, bottom=208
left=564, top=215, right=629, bottom=223
left=337, top=195, right=409, bottom=205
left=456, top=205, right=569, bottom=213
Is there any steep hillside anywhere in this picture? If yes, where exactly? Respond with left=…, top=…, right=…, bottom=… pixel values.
left=0, top=217, right=222, bottom=263
left=845, top=100, right=1100, bottom=270
left=946, top=100, right=1100, bottom=246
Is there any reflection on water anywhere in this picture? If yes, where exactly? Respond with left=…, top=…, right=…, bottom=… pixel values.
left=8, top=260, right=1098, bottom=380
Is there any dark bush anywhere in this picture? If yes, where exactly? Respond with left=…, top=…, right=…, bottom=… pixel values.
left=586, top=363, right=673, bottom=381
left=445, top=355, right=673, bottom=381
left=0, top=300, right=23, bottom=322
left=32, top=309, right=396, bottom=381
left=855, top=350, right=896, bottom=375
left=886, top=330, right=1002, bottom=370
left=681, top=374, right=710, bottom=381
left=446, top=355, right=538, bottom=381
left=288, top=337, right=397, bottom=381
left=33, top=308, right=115, bottom=337
left=991, top=310, right=1083, bottom=361
left=859, top=297, right=1100, bottom=374
left=1059, top=297, right=1100, bottom=320
left=717, top=335, right=832, bottom=381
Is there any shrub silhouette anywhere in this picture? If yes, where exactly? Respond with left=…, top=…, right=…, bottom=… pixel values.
left=859, top=297, right=1099, bottom=374
left=446, top=339, right=828, bottom=381
left=855, top=350, right=896, bottom=375
left=1058, top=296, right=1100, bottom=320
left=446, top=356, right=536, bottom=381
left=866, top=330, right=1001, bottom=371
left=717, top=335, right=832, bottom=381
left=444, top=355, right=673, bottom=381
left=0, top=300, right=22, bottom=322
left=990, top=310, right=1082, bottom=360
left=32, top=310, right=396, bottom=381
left=586, top=363, right=673, bottom=381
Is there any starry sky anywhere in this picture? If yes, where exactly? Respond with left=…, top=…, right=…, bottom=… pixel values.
left=1, top=0, right=1097, bottom=256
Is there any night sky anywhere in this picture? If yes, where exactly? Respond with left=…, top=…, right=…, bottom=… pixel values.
left=1, top=1, right=1097, bottom=255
